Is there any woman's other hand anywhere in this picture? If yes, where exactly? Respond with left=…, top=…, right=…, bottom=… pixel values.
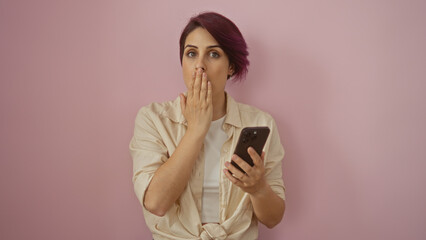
left=180, top=68, right=212, bottom=137
left=223, top=147, right=268, bottom=195
left=224, top=147, right=285, bottom=228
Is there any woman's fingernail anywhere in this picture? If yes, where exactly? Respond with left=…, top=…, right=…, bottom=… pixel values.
left=203, top=72, right=207, bottom=78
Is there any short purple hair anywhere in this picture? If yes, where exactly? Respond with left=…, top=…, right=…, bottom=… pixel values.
left=179, top=12, right=249, bottom=82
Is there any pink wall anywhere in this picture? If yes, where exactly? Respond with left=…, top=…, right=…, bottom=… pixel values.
left=1, top=0, right=425, bottom=239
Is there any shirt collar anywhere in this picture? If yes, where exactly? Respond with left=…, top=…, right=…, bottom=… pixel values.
left=161, top=92, right=242, bottom=128
left=224, top=92, right=242, bottom=128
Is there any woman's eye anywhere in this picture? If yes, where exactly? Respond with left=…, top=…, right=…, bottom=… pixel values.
left=210, top=52, right=220, bottom=58
left=187, top=51, right=196, bottom=57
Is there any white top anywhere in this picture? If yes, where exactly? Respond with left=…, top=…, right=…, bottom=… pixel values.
left=201, top=115, right=228, bottom=223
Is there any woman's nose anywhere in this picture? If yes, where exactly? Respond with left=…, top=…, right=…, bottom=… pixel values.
left=195, top=58, right=206, bottom=71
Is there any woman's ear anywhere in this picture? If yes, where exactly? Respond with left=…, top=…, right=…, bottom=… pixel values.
left=228, top=64, right=235, bottom=76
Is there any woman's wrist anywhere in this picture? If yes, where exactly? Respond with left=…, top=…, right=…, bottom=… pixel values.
left=185, top=127, right=207, bottom=141
left=248, top=178, right=270, bottom=198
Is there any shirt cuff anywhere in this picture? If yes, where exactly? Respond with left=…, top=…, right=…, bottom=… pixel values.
left=268, top=179, right=286, bottom=201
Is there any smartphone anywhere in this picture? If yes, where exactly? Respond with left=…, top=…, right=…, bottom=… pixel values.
left=230, top=126, right=270, bottom=174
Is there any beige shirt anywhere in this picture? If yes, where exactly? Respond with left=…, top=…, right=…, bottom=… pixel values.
left=129, top=93, right=286, bottom=240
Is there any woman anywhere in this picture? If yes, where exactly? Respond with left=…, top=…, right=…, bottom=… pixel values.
left=130, top=12, right=286, bottom=240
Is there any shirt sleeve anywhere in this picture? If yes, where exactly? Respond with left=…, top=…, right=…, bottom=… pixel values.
left=129, top=107, right=169, bottom=212
left=264, top=118, right=286, bottom=201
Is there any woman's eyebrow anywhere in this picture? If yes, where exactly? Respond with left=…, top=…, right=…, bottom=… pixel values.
left=184, top=44, right=222, bottom=49
left=185, top=44, right=198, bottom=49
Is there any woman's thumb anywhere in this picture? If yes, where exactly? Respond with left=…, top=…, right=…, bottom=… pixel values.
left=179, top=93, right=186, bottom=112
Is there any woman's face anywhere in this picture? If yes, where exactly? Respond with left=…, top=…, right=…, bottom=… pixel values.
left=182, top=27, right=233, bottom=98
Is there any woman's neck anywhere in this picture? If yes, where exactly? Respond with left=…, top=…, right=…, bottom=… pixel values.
left=212, top=92, right=227, bottom=121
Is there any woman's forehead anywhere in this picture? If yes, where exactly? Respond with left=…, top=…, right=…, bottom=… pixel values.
left=184, top=27, right=219, bottom=48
